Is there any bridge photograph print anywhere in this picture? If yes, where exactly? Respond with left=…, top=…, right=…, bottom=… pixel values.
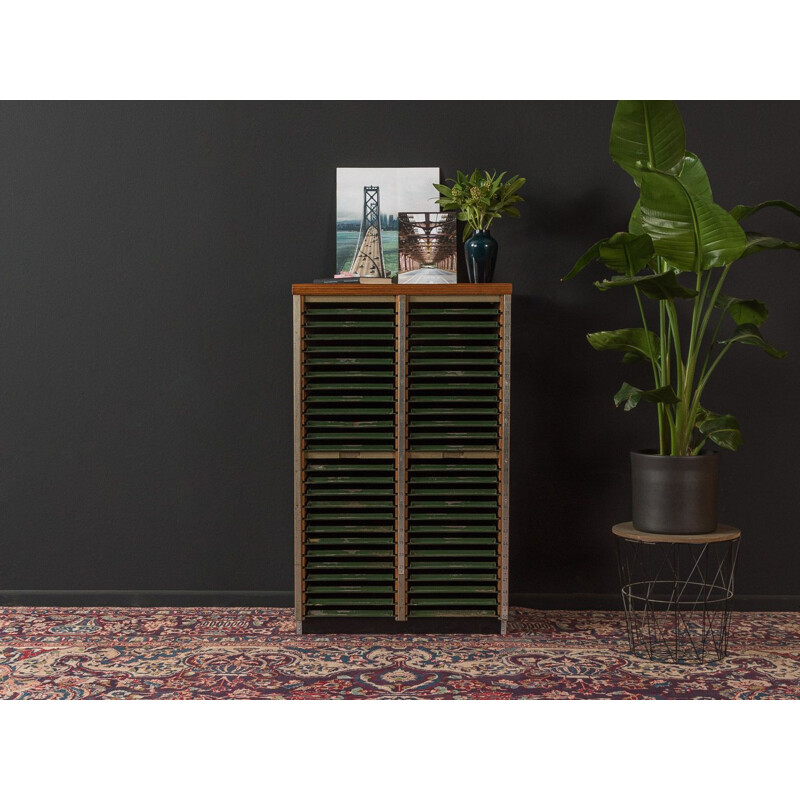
left=335, top=167, right=440, bottom=278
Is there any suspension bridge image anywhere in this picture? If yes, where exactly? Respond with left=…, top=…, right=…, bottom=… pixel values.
left=346, top=186, right=386, bottom=277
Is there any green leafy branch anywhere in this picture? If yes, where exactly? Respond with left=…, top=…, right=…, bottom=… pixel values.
left=434, top=169, right=526, bottom=240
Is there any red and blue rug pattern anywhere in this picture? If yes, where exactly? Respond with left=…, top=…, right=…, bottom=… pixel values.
left=1, top=607, right=798, bottom=699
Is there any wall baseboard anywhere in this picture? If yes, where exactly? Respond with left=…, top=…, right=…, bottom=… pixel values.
left=510, top=593, right=800, bottom=612
left=0, top=590, right=295, bottom=607
left=1, top=590, right=799, bottom=611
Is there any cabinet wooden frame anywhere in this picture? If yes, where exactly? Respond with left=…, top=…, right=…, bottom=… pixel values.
left=293, top=284, right=512, bottom=633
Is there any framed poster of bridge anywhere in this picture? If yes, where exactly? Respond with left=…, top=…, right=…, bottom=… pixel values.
left=397, top=211, right=457, bottom=284
left=336, top=167, right=440, bottom=278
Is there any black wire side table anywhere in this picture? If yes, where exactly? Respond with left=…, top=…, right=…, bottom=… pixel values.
left=613, top=522, right=740, bottom=664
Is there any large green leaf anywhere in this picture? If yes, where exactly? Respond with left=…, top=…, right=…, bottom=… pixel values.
left=597, top=232, right=654, bottom=275
left=614, top=382, right=680, bottom=411
left=696, top=410, right=743, bottom=452
left=627, top=153, right=711, bottom=238
left=594, top=271, right=697, bottom=300
left=563, top=239, right=603, bottom=280
left=628, top=201, right=644, bottom=235
left=609, top=101, right=686, bottom=180
left=720, top=323, right=787, bottom=358
left=715, top=294, right=769, bottom=326
left=587, top=328, right=660, bottom=363
left=730, top=199, right=800, bottom=222
left=677, top=152, right=713, bottom=201
left=639, top=171, right=747, bottom=271
left=564, top=233, right=653, bottom=280
left=742, top=233, right=800, bottom=257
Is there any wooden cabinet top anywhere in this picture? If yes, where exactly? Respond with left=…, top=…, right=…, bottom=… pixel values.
left=292, top=283, right=512, bottom=296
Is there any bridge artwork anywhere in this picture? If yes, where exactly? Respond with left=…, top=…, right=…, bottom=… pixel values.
left=346, top=186, right=386, bottom=277
left=397, top=211, right=457, bottom=284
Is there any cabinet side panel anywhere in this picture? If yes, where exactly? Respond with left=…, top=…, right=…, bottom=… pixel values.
left=294, top=295, right=304, bottom=632
left=500, top=295, right=511, bottom=631
left=397, top=295, right=407, bottom=620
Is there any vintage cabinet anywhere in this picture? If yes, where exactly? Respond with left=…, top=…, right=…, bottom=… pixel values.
left=293, top=284, right=511, bottom=633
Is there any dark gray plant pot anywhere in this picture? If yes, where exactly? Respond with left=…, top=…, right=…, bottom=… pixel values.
left=630, top=450, right=720, bottom=534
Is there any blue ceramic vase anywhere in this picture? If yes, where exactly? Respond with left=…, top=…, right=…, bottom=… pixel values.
left=464, top=229, right=498, bottom=283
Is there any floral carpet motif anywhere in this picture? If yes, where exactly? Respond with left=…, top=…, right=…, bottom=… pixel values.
left=1, top=607, right=798, bottom=699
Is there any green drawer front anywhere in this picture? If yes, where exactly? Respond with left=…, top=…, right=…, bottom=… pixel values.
left=406, top=459, right=500, bottom=618
left=406, top=301, right=501, bottom=451
left=302, top=302, right=397, bottom=452
left=302, top=458, right=396, bottom=618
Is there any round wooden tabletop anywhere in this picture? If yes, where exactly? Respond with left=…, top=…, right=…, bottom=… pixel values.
left=612, top=521, right=741, bottom=544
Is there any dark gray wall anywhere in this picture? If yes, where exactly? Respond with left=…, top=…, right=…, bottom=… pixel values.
left=1, top=101, right=798, bottom=607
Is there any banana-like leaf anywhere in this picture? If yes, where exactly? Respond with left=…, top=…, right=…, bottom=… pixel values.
left=640, top=171, right=747, bottom=272
left=622, top=352, right=646, bottom=364
left=715, top=294, right=769, bottom=326
left=696, top=410, right=743, bottom=452
left=614, top=382, right=680, bottom=411
left=677, top=152, right=713, bottom=201
left=597, top=232, right=654, bottom=275
left=563, top=239, right=603, bottom=280
left=742, top=232, right=800, bottom=257
left=730, top=199, right=800, bottom=222
left=594, top=271, right=697, bottom=300
left=720, top=323, right=787, bottom=358
left=627, top=153, right=711, bottom=238
left=564, top=233, right=652, bottom=280
left=609, top=101, right=686, bottom=180
left=587, top=328, right=660, bottom=363
left=628, top=201, right=644, bottom=235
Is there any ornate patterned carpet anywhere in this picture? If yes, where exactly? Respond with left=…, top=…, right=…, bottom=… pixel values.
left=1, top=607, right=798, bottom=699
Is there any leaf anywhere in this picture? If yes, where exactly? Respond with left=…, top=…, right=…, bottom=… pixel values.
left=677, top=152, right=713, bottom=201
left=696, top=411, right=743, bottom=452
left=597, top=232, right=654, bottom=275
left=609, top=101, right=686, bottom=180
left=742, top=232, right=800, bottom=256
left=563, top=239, right=603, bottom=280
left=587, top=328, right=660, bottom=363
left=730, top=199, right=800, bottom=222
left=720, top=323, right=787, bottom=359
left=594, top=271, right=698, bottom=300
left=639, top=171, right=747, bottom=272
left=622, top=352, right=645, bottom=364
left=715, top=294, right=769, bottom=326
left=628, top=200, right=644, bottom=235
left=614, top=382, right=680, bottom=411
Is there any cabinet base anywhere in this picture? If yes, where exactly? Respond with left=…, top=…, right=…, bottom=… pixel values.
left=299, top=617, right=504, bottom=635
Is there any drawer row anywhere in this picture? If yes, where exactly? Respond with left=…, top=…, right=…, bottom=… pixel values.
left=301, top=301, right=505, bottom=452
left=300, top=459, right=503, bottom=618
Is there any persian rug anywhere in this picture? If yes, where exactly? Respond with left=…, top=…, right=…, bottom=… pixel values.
left=0, top=607, right=798, bottom=699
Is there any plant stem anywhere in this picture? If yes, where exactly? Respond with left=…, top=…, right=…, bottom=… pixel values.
left=634, top=284, right=666, bottom=454
left=689, top=265, right=733, bottom=430
left=679, top=270, right=707, bottom=453
left=664, top=299, right=684, bottom=454
left=693, top=340, right=736, bottom=402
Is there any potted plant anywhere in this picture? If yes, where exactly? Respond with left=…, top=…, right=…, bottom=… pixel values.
left=434, top=170, right=525, bottom=282
left=563, top=100, right=800, bottom=533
